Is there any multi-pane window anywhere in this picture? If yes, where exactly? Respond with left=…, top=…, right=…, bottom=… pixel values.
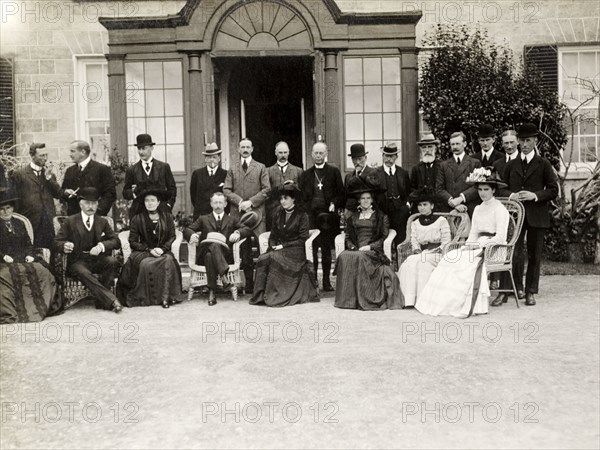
left=559, top=47, right=599, bottom=164
left=343, top=56, right=402, bottom=168
left=125, top=61, right=185, bottom=172
left=75, top=57, right=110, bottom=163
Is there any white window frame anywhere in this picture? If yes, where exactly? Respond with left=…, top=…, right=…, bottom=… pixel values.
left=557, top=45, right=599, bottom=171
left=74, top=55, right=110, bottom=163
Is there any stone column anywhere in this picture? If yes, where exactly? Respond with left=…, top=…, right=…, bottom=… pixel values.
left=324, top=51, right=341, bottom=167
left=401, top=50, right=419, bottom=170
left=187, top=52, right=205, bottom=171
left=106, top=53, right=127, bottom=164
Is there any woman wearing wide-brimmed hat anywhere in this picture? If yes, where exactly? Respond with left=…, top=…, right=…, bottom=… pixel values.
left=416, top=168, right=510, bottom=318
left=397, top=188, right=452, bottom=307
left=334, top=176, right=403, bottom=310
left=116, top=186, right=182, bottom=308
left=0, top=189, right=63, bottom=323
left=250, top=181, right=319, bottom=307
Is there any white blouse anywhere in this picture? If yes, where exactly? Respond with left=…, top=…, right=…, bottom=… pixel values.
left=411, top=216, right=452, bottom=251
left=466, top=198, right=510, bottom=247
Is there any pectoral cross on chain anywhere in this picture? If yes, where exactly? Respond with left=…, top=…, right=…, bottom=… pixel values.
left=317, top=182, right=323, bottom=190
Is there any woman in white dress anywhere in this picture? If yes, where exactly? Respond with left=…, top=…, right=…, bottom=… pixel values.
left=398, top=190, right=451, bottom=307
left=416, top=168, right=510, bottom=318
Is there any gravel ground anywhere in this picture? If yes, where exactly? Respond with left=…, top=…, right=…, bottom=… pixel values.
left=1, top=275, right=598, bottom=449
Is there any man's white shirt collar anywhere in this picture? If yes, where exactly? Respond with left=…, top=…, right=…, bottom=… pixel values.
left=314, top=163, right=325, bottom=169
left=522, top=152, right=534, bottom=164
left=142, top=157, right=154, bottom=165
left=385, top=165, right=396, bottom=175
left=482, top=147, right=494, bottom=158
left=455, top=152, right=466, bottom=160
left=241, top=157, right=252, bottom=165
left=213, top=212, right=223, bottom=221
left=507, top=152, right=519, bottom=162
left=30, top=162, right=43, bottom=171
left=79, top=155, right=92, bottom=170
left=81, top=212, right=94, bottom=230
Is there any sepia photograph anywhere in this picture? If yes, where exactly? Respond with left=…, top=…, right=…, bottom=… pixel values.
left=0, top=0, right=599, bottom=448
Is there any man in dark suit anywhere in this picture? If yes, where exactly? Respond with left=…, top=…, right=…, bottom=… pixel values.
left=472, top=123, right=504, bottom=166
left=499, top=123, right=559, bottom=306
left=190, top=143, right=228, bottom=220
left=54, top=187, right=123, bottom=313
left=409, top=134, right=441, bottom=212
left=298, top=142, right=345, bottom=291
left=343, top=143, right=378, bottom=217
left=436, top=131, right=482, bottom=217
left=61, top=140, right=116, bottom=216
left=266, top=141, right=303, bottom=230
left=184, top=192, right=252, bottom=305
left=123, top=134, right=177, bottom=218
left=376, top=142, right=411, bottom=244
left=493, top=129, right=520, bottom=179
left=12, top=143, right=61, bottom=248
left=223, top=138, right=270, bottom=292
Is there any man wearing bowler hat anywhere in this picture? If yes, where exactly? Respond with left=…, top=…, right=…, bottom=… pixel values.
left=376, top=142, right=411, bottom=245
left=473, top=124, right=504, bottom=166
left=61, top=140, right=116, bottom=217
left=190, top=143, right=228, bottom=220
left=184, top=192, right=252, bottom=305
left=123, top=134, right=177, bottom=218
left=298, top=142, right=344, bottom=291
left=498, top=123, right=558, bottom=306
left=54, top=187, right=123, bottom=313
left=409, top=134, right=441, bottom=212
left=344, top=143, right=378, bottom=216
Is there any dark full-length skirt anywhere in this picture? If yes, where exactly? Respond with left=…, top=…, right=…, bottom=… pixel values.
left=250, top=246, right=319, bottom=307
left=334, top=250, right=404, bottom=310
left=0, top=262, right=63, bottom=324
left=116, top=251, right=182, bottom=307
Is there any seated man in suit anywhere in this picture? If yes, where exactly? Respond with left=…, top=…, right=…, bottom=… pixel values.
left=472, top=124, right=504, bottom=166
left=123, top=133, right=177, bottom=218
left=54, top=187, right=123, bottom=313
left=190, top=143, right=228, bottom=220
left=436, top=131, right=482, bottom=217
left=183, top=192, right=252, bottom=305
left=61, top=140, right=116, bottom=217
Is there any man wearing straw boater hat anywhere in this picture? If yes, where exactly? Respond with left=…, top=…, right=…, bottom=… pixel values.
left=184, top=192, right=253, bottom=305
left=409, top=133, right=441, bottom=212
left=54, top=187, right=123, bottom=313
left=190, top=143, right=228, bottom=220
left=499, top=122, right=558, bottom=306
left=123, top=133, right=177, bottom=218
left=376, top=142, right=411, bottom=245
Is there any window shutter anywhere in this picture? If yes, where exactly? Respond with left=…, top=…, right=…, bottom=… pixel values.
left=0, top=57, right=15, bottom=148
left=524, top=45, right=558, bottom=93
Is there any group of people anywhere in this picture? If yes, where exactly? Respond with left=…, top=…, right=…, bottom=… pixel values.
left=0, top=121, right=558, bottom=324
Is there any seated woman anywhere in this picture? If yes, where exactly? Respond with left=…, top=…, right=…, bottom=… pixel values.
left=416, top=168, right=510, bottom=318
left=250, top=181, right=319, bottom=307
left=116, top=187, right=182, bottom=309
left=0, top=191, right=62, bottom=323
left=398, top=189, right=451, bottom=307
left=334, top=176, right=403, bottom=310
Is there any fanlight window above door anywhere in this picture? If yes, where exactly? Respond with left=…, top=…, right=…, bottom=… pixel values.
left=214, top=1, right=311, bottom=50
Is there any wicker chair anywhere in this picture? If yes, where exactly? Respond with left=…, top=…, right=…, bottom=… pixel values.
left=396, top=212, right=471, bottom=267
left=117, top=229, right=183, bottom=264
left=10, top=213, right=51, bottom=261
left=484, top=198, right=525, bottom=308
left=258, top=229, right=320, bottom=261
left=186, top=238, right=247, bottom=301
left=334, top=229, right=396, bottom=259
left=53, top=215, right=117, bottom=309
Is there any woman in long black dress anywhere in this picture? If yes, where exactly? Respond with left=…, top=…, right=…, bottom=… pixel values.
left=334, top=176, right=403, bottom=310
left=250, top=182, right=319, bottom=307
left=0, top=191, right=62, bottom=323
left=116, top=187, right=182, bottom=308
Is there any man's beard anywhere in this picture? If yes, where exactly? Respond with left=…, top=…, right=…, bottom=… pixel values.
left=422, top=155, right=435, bottom=163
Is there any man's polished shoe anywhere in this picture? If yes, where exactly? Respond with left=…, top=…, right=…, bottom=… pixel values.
left=517, top=289, right=526, bottom=300
left=491, top=293, right=506, bottom=307
left=112, top=301, right=123, bottom=313
left=525, top=293, right=536, bottom=306
left=161, top=300, right=170, bottom=309
left=208, top=290, right=217, bottom=306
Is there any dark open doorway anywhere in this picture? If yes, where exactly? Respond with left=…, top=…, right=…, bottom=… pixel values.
left=216, top=56, right=313, bottom=169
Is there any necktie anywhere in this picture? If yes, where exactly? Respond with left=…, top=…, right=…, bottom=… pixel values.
left=216, top=215, right=222, bottom=231
left=280, top=165, right=286, bottom=174
left=86, top=216, right=91, bottom=230
left=34, top=169, right=41, bottom=177
left=79, top=164, right=84, bottom=172
left=482, top=156, right=489, bottom=165
left=145, top=163, right=151, bottom=175
left=456, top=157, right=461, bottom=165
left=388, top=168, right=392, bottom=176
left=208, top=169, right=213, bottom=176
left=242, top=160, right=248, bottom=172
